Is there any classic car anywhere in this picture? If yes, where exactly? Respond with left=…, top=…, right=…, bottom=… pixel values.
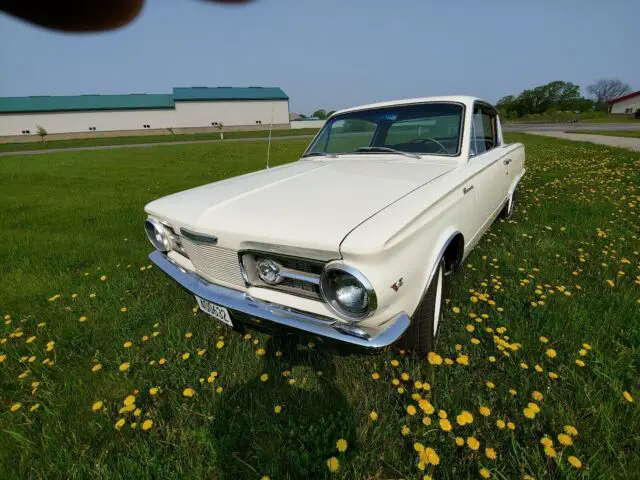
left=144, top=96, right=525, bottom=355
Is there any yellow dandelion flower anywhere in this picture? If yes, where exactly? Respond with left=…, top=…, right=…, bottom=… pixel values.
left=528, top=402, right=540, bottom=414
left=142, top=419, right=153, bottom=431
left=466, top=436, right=480, bottom=451
left=523, top=408, right=536, bottom=419
left=623, top=391, right=634, bottom=402
left=456, top=354, right=469, bottom=366
left=30, top=403, right=40, bottom=412
left=439, top=418, right=452, bottom=432
left=274, top=405, right=282, bottom=414
left=216, top=341, right=224, bottom=349
left=479, top=406, right=491, bottom=417
left=465, top=324, right=475, bottom=333
left=181, top=352, right=190, bottom=360
left=532, top=391, right=543, bottom=401
left=216, top=386, right=223, bottom=394
left=539, top=336, right=549, bottom=343
left=582, top=343, right=592, bottom=350
left=119, top=362, right=130, bottom=372
left=485, top=447, right=497, bottom=460
left=540, top=437, right=553, bottom=447
left=509, top=388, right=517, bottom=396
left=159, top=358, right=167, bottom=365
left=79, top=316, right=87, bottom=322
left=544, top=445, right=556, bottom=458
left=371, top=372, right=380, bottom=380
left=506, top=421, right=515, bottom=430
left=578, top=348, right=587, bottom=356
left=422, top=416, right=432, bottom=426
left=444, top=358, right=454, bottom=365
left=456, top=410, right=474, bottom=426
left=548, top=372, right=559, bottom=380
left=568, top=455, right=582, bottom=469
left=369, top=410, right=378, bottom=421
left=488, top=356, right=496, bottom=363
left=100, top=275, right=107, bottom=281
left=486, top=381, right=495, bottom=389
left=480, top=467, right=491, bottom=478
left=557, top=433, right=573, bottom=446
left=336, top=438, right=348, bottom=452
left=120, top=307, right=127, bottom=313
left=256, top=348, right=266, bottom=356
left=91, top=363, right=102, bottom=372
left=564, top=425, right=578, bottom=436
left=575, top=359, right=586, bottom=367
left=10, top=402, right=22, bottom=412
left=183, top=388, right=196, bottom=398
left=407, top=405, right=417, bottom=416
left=496, top=419, right=506, bottom=429
left=455, top=436, right=464, bottom=446
left=122, top=395, right=136, bottom=407
left=401, top=372, right=410, bottom=381
left=115, top=418, right=125, bottom=430
left=133, top=408, right=142, bottom=417
left=260, top=373, right=269, bottom=382
left=427, top=352, right=442, bottom=365
left=92, top=401, right=103, bottom=411
left=26, top=336, right=36, bottom=344
left=418, top=399, right=434, bottom=414
left=185, top=332, right=193, bottom=339
left=123, top=341, right=133, bottom=348
left=390, top=359, right=400, bottom=367
left=327, top=456, right=340, bottom=472
left=545, top=348, right=557, bottom=358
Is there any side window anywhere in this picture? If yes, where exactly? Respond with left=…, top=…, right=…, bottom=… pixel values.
left=471, top=106, right=497, bottom=156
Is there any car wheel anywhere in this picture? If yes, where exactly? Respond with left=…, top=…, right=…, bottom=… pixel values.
left=399, top=257, right=445, bottom=356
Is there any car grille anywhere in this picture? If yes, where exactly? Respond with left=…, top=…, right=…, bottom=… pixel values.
left=180, top=237, right=245, bottom=287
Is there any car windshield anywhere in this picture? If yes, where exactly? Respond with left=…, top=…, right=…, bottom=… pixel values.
left=304, top=102, right=464, bottom=157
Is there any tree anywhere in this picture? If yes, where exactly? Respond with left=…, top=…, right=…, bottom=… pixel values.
left=312, top=109, right=328, bottom=119
left=217, top=122, right=224, bottom=140
left=587, top=79, right=632, bottom=107
left=36, top=125, right=48, bottom=142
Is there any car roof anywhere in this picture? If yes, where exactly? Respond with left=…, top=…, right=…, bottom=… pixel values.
left=333, top=96, right=488, bottom=116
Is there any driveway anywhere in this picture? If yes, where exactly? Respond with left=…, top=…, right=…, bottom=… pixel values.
left=528, top=131, right=640, bottom=151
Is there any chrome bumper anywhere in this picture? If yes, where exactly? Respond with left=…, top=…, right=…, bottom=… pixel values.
left=149, top=251, right=409, bottom=350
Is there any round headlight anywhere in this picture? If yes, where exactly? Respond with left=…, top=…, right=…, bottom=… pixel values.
left=320, top=265, right=377, bottom=321
left=256, top=258, right=283, bottom=285
left=144, top=218, right=172, bottom=252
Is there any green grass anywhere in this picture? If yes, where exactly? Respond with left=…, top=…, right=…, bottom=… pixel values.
left=0, top=128, right=320, bottom=153
left=1, top=135, right=639, bottom=479
left=565, top=130, right=640, bottom=138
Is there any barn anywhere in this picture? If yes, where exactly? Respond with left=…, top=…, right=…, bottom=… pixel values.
left=0, top=87, right=290, bottom=138
left=608, top=90, right=640, bottom=114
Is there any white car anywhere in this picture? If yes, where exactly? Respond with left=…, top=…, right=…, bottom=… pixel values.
left=144, top=96, right=525, bottom=355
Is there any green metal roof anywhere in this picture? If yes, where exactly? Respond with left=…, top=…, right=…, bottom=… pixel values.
left=173, top=87, right=289, bottom=101
left=0, top=94, right=175, bottom=114
left=0, top=87, right=289, bottom=114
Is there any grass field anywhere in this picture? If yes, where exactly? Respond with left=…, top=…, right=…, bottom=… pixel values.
left=565, top=130, right=640, bottom=139
left=1, top=135, right=639, bottom=479
left=0, top=128, right=319, bottom=153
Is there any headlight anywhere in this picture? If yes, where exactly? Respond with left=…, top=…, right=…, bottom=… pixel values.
left=320, top=265, right=377, bottom=321
left=255, top=258, right=283, bottom=285
left=144, top=217, right=173, bottom=252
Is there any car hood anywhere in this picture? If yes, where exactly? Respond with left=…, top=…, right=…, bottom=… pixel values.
left=145, top=157, right=454, bottom=255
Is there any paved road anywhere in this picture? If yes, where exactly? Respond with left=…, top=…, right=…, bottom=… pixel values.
left=0, top=134, right=316, bottom=157
left=503, top=122, right=640, bottom=132
left=528, top=131, right=640, bottom=151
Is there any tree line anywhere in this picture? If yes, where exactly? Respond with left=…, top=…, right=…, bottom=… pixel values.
left=497, top=78, right=632, bottom=119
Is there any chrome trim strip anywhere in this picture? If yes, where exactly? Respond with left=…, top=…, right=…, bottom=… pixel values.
left=279, top=268, right=320, bottom=285
left=180, top=228, right=218, bottom=245
left=149, top=251, right=409, bottom=349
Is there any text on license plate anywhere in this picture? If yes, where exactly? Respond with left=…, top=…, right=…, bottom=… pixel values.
left=195, top=296, right=233, bottom=327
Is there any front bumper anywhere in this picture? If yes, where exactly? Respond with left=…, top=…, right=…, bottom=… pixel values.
left=149, top=251, right=409, bottom=350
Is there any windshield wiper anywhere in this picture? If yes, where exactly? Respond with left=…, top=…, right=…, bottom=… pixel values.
left=353, top=146, right=421, bottom=159
left=302, top=152, right=338, bottom=158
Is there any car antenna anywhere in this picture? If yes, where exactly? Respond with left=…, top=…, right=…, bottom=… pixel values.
left=265, top=106, right=273, bottom=169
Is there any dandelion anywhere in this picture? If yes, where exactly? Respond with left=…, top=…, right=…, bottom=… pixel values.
left=545, top=348, right=557, bottom=358
left=26, top=336, right=36, bottom=343
left=466, top=324, right=475, bottom=332
left=119, top=362, right=130, bottom=372
left=120, top=307, right=127, bottom=313
left=369, top=410, right=378, bottom=421
left=544, top=445, right=556, bottom=458
left=456, top=410, right=474, bottom=425
left=91, top=363, right=102, bottom=372
left=79, top=316, right=87, bottom=322
left=532, top=391, right=543, bottom=401
left=10, top=402, right=22, bottom=412
left=488, top=356, right=496, bottom=363
left=100, top=275, right=107, bottom=281
left=568, top=455, right=582, bottom=469
left=456, top=354, right=469, bottom=366
left=623, top=391, right=634, bottom=403
left=575, top=359, right=586, bottom=367
left=485, top=447, right=497, bottom=460
left=548, top=372, right=559, bottom=380
left=256, top=348, right=266, bottom=356
left=539, top=336, right=549, bottom=343
left=216, top=341, right=225, bottom=349
left=507, top=422, right=515, bottom=430
left=274, top=405, right=282, bottom=414
left=557, top=433, right=573, bottom=446
left=486, top=381, right=495, bottom=389
left=401, top=372, right=410, bottom=381
left=30, top=403, right=40, bottom=412
left=115, top=418, right=125, bottom=430
left=564, top=425, right=578, bottom=436
left=390, top=359, right=400, bottom=367
left=455, top=437, right=464, bottom=446
left=92, top=401, right=103, bottom=411
left=123, top=395, right=136, bottom=407
left=466, top=436, right=480, bottom=451
left=418, top=399, right=434, bottom=414
left=407, top=405, right=417, bottom=416
left=183, top=388, right=196, bottom=398
left=185, top=332, right=193, bottom=338
left=480, top=467, right=491, bottom=478
left=181, top=352, right=190, bottom=360
left=496, top=419, right=506, bottom=429
left=123, top=341, right=133, bottom=348
left=371, top=372, right=380, bottom=380
left=422, top=416, right=432, bottom=426
left=540, top=437, right=553, bottom=447
left=523, top=408, right=536, bottom=419
left=142, top=419, right=153, bottom=431
left=427, top=352, right=442, bottom=365
left=439, top=418, right=452, bottom=432
left=327, top=457, right=340, bottom=472
left=479, top=406, right=491, bottom=417
left=509, top=388, right=517, bottom=396
left=582, top=343, right=592, bottom=350
left=336, top=438, right=348, bottom=452
left=159, top=358, right=167, bottom=365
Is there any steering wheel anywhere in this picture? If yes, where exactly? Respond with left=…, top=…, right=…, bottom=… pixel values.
left=408, top=137, right=449, bottom=154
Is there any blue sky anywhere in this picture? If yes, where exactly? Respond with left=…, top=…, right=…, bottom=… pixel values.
left=0, top=0, right=636, bottom=113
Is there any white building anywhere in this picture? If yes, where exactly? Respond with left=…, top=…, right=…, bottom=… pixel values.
left=0, top=87, right=290, bottom=137
left=608, top=90, right=640, bottom=114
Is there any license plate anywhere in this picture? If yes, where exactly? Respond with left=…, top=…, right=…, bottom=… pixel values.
left=195, top=296, right=233, bottom=327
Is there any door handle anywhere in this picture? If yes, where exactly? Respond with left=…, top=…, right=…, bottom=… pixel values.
left=463, top=185, right=474, bottom=194
left=503, top=158, right=512, bottom=165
